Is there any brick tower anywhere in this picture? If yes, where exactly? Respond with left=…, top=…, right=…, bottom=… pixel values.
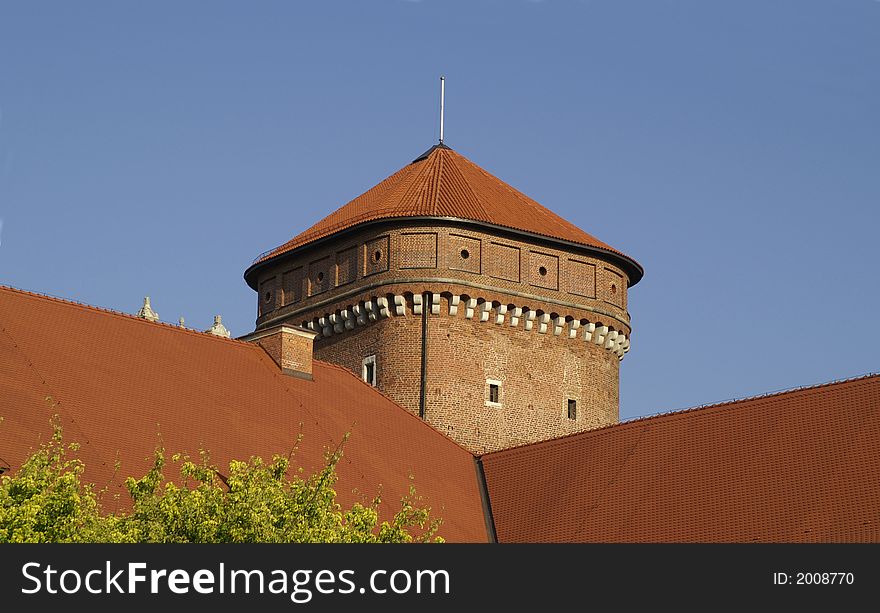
left=244, top=144, right=642, bottom=453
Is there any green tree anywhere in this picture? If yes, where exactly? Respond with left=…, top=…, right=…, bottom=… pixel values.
left=0, top=419, right=442, bottom=543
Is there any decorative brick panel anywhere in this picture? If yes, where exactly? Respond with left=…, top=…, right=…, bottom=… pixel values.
left=255, top=224, right=630, bottom=332
left=336, top=246, right=357, bottom=287
left=399, top=232, right=437, bottom=269
left=529, top=251, right=559, bottom=290
left=258, top=276, right=279, bottom=316
left=487, top=242, right=520, bottom=282
left=448, top=234, right=481, bottom=273
left=364, top=236, right=390, bottom=276
left=566, top=259, right=596, bottom=298
left=308, top=256, right=333, bottom=296
left=600, top=267, right=625, bottom=308
left=282, top=267, right=304, bottom=306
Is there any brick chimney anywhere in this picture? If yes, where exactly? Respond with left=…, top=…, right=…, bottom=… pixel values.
left=242, top=325, right=318, bottom=379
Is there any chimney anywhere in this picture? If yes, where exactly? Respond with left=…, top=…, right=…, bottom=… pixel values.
left=241, top=325, right=318, bottom=380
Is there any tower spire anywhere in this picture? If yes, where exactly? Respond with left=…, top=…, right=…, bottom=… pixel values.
left=439, top=75, right=445, bottom=144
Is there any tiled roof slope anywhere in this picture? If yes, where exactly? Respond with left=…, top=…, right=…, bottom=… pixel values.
left=0, top=286, right=487, bottom=542
left=250, top=145, right=641, bottom=282
left=481, top=375, right=880, bottom=543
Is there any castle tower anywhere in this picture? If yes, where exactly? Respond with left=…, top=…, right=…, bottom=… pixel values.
left=244, top=144, right=642, bottom=453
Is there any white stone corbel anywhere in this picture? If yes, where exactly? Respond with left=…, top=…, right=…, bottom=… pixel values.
left=553, top=316, right=565, bottom=336
left=340, top=309, right=355, bottom=330
left=524, top=310, right=536, bottom=331
left=568, top=320, right=581, bottom=339
left=465, top=298, right=477, bottom=319
left=413, top=293, right=423, bottom=315
left=376, top=296, right=390, bottom=318
left=306, top=320, right=321, bottom=339
left=353, top=303, right=367, bottom=325
left=604, top=330, right=618, bottom=350
left=329, top=313, right=344, bottom=334
left=449, top=295, right=460, bottom=317
left=494, top=304, right=508, bottom=325
left=538, top=313, right=551, bottom=334
left=593, top=325, right=608, bottom=345
left=479, top=301, right=491, bottom=322
left=393, top=295, right=405, bottom=316
left=431, top=293, right=441, bottom=315
left=622, top=338, right=631, bottom=353
left=510, top=307, right=522, bottom=327
left=582, top=322, right=596, bottom=342
left=364, top=300, right=377, bottom=321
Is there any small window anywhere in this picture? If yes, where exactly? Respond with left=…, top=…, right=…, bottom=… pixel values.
left=362, top=355, right=377, bottom=386
left=486, top=379, right=502, bottom=406
left=539, top=266, right=548, bottom=276
left=460, top=249, right=470, bottom=259
left=567, top=399, right=577, bottom=420
left=611, top=283, right=617, bottom=295
left=264, top=291, right=272, bottom=303
left=317, top=271, right=324, bottom=283
left=374, top=250, right=382, bottom=262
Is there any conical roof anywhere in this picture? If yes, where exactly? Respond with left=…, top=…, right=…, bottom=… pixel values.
left=248, top=144, right=642, bottom=284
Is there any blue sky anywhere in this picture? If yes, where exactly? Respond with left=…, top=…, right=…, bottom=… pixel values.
left=0, top=1, right=877, bottom=420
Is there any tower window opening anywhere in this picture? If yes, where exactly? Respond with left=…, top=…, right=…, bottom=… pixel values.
left=374, top=250, right=382, bottom=262
left=460, top=249, right=470, bottom=259
left=567, top=399, right=577, bottom=420
left=264, top=291, right=272, bottom=303
left=539, top=266, right=548, bottom=276
left=486, top=380, right=502, bottom=406
left=317, top=272, right=324, bottom=283
left=611, top=284, right=617, bottom=295
left=362, top=355, right=377, bottom=387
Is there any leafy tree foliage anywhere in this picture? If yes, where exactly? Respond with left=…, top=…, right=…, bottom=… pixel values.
left=0, top=419, right=442, bottom=543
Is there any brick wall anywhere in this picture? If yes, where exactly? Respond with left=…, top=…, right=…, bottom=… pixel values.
left=309, top=288, right=624, bottom=453
left=251, top=220, right=634, bottom=453
left=424, top=308, right=619, bottom=453
left=255, top=222, right=632, bottom=333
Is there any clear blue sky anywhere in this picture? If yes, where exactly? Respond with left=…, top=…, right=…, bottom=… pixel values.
left=1, top=1, right=877, bottom=420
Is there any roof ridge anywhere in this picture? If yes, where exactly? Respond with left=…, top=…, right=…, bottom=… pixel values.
left=625, top=371, right=880, bottom=421
left=0, top=318, right=101, bottom=452
left=393, top=149, right=441, bottom=214
left=436, top=148, right=492, bottom=220
left=0, top=285, right=256, bottom=348
left=261, top=161, right=425, bottom=262
left=429, top=147, right=445, bottom=216
left=452, top=149, right=619, bottom=254
left=481, top=372, right=880, bottom=458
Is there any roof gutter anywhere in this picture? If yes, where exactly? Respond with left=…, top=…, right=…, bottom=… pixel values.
left=474, top=456, right=498, bottom=543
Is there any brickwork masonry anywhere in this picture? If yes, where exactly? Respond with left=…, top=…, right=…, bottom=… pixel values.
left=309, top=290, right=626, bottom=453
left=302, top=291, right=629, bottom=360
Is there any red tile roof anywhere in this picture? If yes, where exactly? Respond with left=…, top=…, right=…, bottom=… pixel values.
left=247, top=145, right=642, bottom=285
left=4, top=286, right=876, bottom=544
left=481, top=375, right=880, bottom=542
left=0, top=286, right=488, bottom=542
